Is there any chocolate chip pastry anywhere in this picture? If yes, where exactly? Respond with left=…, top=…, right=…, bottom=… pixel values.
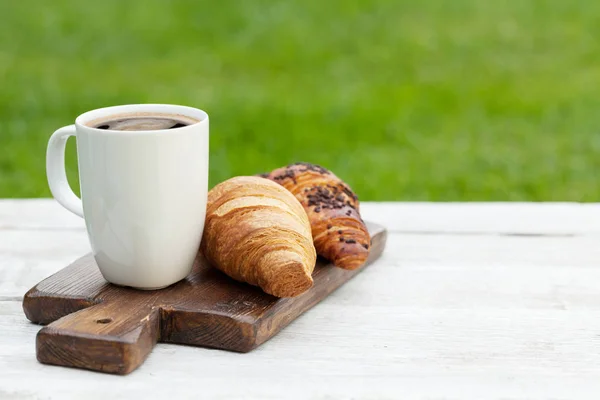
left=261, top=163, right=370, bottom=270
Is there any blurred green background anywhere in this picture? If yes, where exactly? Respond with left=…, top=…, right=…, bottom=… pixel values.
left=1, top=0, right=599, bottom=201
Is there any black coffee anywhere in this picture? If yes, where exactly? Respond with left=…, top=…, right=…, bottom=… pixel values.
left=88, top=114, right=196, bottom=131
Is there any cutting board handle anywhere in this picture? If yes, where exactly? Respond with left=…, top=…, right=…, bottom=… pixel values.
left=36, top=297, right=160, bottom=374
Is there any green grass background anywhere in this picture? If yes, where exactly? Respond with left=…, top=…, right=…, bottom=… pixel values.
left=1, top=0, right=599, bottom=201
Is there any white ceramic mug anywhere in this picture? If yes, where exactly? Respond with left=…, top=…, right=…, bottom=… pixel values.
left=46, top=104, right=209, bottom=289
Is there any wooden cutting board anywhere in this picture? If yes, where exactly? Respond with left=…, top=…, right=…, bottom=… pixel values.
left=23, top=222, right=386, bottom=375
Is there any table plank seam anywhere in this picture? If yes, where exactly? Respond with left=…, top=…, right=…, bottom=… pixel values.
left=385, top=230, right=582, bottom=237
left=0, top=227, right=86, bottom=232
left=1, top=226, right=594, bottom=237
left=0, top=296, right=24, bottom=302
left=4, top=229, right=596, bottom=237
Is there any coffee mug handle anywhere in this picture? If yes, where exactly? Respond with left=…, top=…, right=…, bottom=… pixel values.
left=46, top=125, right=84, bottom=218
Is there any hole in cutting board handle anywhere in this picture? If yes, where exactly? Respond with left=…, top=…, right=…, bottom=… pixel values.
left=96, top=318, right=112, bottom=324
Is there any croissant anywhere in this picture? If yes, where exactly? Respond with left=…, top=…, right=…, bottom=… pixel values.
left=262, top=163, right=370, bottom=270
left=201, top=176, right=317, bottom=297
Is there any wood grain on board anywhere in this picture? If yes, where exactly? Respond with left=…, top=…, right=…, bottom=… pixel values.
left=22, top=222, right=386, bottom=375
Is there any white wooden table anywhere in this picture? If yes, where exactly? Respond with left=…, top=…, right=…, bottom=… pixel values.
left=1, top=200, right=600, bottom=399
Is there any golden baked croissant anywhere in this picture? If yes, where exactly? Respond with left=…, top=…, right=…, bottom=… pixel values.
left=201, top=176, right=317, bottom=297
left=261, top=163, right=370, bottom=270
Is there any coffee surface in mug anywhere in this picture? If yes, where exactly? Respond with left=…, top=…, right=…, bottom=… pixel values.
left=87, top=113, right=198, bottom=131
